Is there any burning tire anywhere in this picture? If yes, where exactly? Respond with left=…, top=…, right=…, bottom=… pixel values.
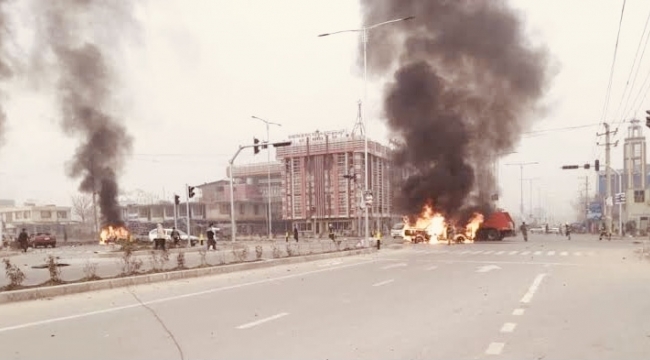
left=486, top=229, right=501, bottom=241
left=454, top=235, right=467, bottom=243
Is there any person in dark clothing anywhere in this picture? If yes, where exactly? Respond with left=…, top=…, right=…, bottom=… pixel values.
left=293, top=226, right=299, bottom=242
left=520, top=222, right=528, bottom=242
left=18, top=228, right=28, bottom=252
left=565, top=223, right=571, bottom=240
left=170, top=227, right=181, bottom=247
left=206, top=224, right=216, bottom=250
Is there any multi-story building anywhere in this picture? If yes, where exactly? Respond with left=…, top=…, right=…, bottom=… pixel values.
left=0, top=203, right=73, bottom=235
left=276, top=129, right=398, bottom=236
left=596, top=119, right=650, bottom=233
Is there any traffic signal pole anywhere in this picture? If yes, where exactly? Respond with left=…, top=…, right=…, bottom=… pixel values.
left=229, top=139, right=292, bottom=243
left=185, top=184, right=191, bottom=248
left=597, top=123, right=618, bottom=236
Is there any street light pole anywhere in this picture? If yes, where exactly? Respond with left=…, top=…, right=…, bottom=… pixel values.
left=318, top=15, right=414, bottom=246
left=505, top=162, right=539, bottom=221
left=252, top=116, right=282, bottom=240
left=608, top=166, right=623, bottom=235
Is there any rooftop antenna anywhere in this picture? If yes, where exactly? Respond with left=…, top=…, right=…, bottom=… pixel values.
left=351, top=100, right=365, bottom=137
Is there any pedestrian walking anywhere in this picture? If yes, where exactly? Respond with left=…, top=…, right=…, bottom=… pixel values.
left=154, top=223, right=166, bottom=250
left=18, top=228, right=28, bottom=252
left=520, top=222, right=528, bottom=242
left=293, top=226, right=299, bottom=242
left=206, top=223, right=217, bottom=250
left=565, top=223, right=571, bottom=240
left=170, top=227, right=181, bottom=247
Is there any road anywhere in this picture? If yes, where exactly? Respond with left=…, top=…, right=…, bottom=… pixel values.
left=0, top=233, right=648, bottom=359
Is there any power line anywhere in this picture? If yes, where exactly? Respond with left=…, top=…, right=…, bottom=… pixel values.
left=614, top=6, right=650, bottom=125
left=599, top=0, right=628, bottom=125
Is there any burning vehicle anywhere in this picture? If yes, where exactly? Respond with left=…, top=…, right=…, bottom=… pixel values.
left=99, top=225, right=130, bottom=245
left=403, top=204, right=484, bottom=244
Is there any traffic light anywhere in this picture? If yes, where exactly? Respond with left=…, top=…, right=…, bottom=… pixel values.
left=253, top=138, right=260, bottom=154
left=594, top=159, right=600, bottom=172
left=188, top=186, right=195, bottom=199
left=646, top=110, right=650, bottom=128
left=174, top=194, right=180, bottom=205
left=561, top=165, right=580, bottom=169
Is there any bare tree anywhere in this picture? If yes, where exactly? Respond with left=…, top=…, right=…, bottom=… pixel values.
left=71, top=193, right=94, bottom=224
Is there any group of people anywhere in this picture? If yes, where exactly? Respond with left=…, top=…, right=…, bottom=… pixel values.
left=152, top=223, right=221, bottom=251
left=519, top=222, right=572, bottom=241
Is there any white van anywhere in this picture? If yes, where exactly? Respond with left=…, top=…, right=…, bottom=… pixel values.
left=390, top=223, right=405, bottom=239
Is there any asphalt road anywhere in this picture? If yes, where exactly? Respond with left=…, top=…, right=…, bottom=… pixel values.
left=0, top=233, right=649, bottom=359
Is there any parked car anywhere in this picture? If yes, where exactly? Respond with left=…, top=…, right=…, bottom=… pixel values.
left=147, top=228, right=199, bottom=246
left=390, top=223, right=405, bottom=239
left=30, top=232, right=56, bottom=248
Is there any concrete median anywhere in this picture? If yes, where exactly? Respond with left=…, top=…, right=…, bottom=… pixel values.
left=0, top=247, right=376, bottom=304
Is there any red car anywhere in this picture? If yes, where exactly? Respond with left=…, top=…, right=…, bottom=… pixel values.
left=30, top=232, right=57, bottom=248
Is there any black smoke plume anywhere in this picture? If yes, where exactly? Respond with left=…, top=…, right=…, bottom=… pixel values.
left=0, top=0, right=12, bottom=149
left=34, top=1, right=135, bottom=226
left=361, top=0, right=551, bottom=223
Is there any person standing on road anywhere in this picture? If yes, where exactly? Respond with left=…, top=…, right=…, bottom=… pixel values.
left=565, top=223, right=571, bottom=240
left=170, top=227, right=181, bottom=247
left=155, top=223, right=166, bottom=250
left=18, top=228, right=28, bottom=252
left=293, top=225, right=299, bottom=242
left=520, top=222, right=528, bottom=242
left=206, top=224, right=217, bottom=251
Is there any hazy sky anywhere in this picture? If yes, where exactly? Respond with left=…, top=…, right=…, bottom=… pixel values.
left=0, top=0, right=649, bottom=223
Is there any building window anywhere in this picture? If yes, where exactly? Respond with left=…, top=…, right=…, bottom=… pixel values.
left=219, top=204, right=229, bottom=214
left=57, top=211, right=68, bottom=219
left=41, top=211, right=52, bottom=219
left=24, top=211, right=30, bottom=219
left=634, top=190, right=645, bottom=203
left=239, top=204, right=245, bottom=215
left=254, top=204, right=260, bottom=215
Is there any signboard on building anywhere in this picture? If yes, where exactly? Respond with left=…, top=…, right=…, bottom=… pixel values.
left=288, top=130, right=349, bottom=144
left=587, top=202, right=603, bottom=220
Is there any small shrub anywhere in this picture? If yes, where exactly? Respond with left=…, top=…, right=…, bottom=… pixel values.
left=286, top=244, right=296, bottom=257
left=149, top=250, right=170, bottom=272
left=120, top=246, right=143, bottom=276
left=231, top=247, right=249, bottom=262
left=271, top=245, right=281, bottom=259
left=198, top=249, right=208, bottom=267
left=176, top=251, right=186, bottom=269
left=45, top=255, right=62, bottom=284
left=2, top=258, right=25, bottom=289
left=255, top=245, right=263, bottom=260
left=82, top=260, right=100, bottom=280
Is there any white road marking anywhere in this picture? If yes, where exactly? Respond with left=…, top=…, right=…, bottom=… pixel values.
left=425, top=265, right=438, bottom=271
left=0, top=258, right=378, bottom=334
left=483, top=250, right=494, bottom=254
left=500, top=322, right=517, bottom=333
left=485, top=342, right=505, bottom=355
left=574, top=252, right=582, bottom=256
left=512, top=308, right=525, bottom=316
left=427, top=259, right=579, bottom=266
left=534, top=251, right=542, bottom=255
left=372, top=279, right=395, bottom=287
left=318, top=261, right=342, bottom=267
left=560, top=251, right=568, bottom=256
left=520, top=251, right=530, bottom=255
left=460, top=251, right=472, bottom=255
left=508, top=251, right=518, bottom=255
left=495, top=251, right=505, bottom=255
left=437, top=250, right=449, bottom=254
left=476, top=265, right=501, bottom=273
left=471, top=250, right=483, bottom=254
left=521, top=273, right=548, bottom=303
left=547, top=251, right=556, bottom=256
left=381, top=263, right=407, bottom=270
left=236, top=312, right=289, bottom=330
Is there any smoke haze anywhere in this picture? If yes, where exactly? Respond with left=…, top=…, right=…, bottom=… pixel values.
left=360, top=0, right=551, bottom=222
left=33, top=1, right=136, bottom=225
left=0, top=0, right=12, bottom=150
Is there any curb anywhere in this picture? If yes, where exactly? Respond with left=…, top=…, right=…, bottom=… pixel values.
left=0, top=248, right=376, bottom=304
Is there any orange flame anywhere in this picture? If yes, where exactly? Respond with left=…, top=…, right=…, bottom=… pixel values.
left=99, top=225, right=130, bottom=245
left=404, top=203, right=448, bottom=243
left=465, top=212, right=485, bottom=241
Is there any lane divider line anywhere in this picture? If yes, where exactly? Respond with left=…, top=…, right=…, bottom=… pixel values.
left=521, top=273, right=548, bottom=304
left=372, top=279, right=395, bottom=287
left=236, top=312, right=289, bottom=330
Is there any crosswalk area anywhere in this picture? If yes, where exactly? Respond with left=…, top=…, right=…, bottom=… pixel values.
left=412, top=249, right=598, bottom=257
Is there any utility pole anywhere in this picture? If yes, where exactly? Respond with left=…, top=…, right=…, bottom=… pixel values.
left=578, top=176, right=589, bottom=222
left=505, top=162, right=539, bottom=221
left=597, top=123, right=618, bottom=235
